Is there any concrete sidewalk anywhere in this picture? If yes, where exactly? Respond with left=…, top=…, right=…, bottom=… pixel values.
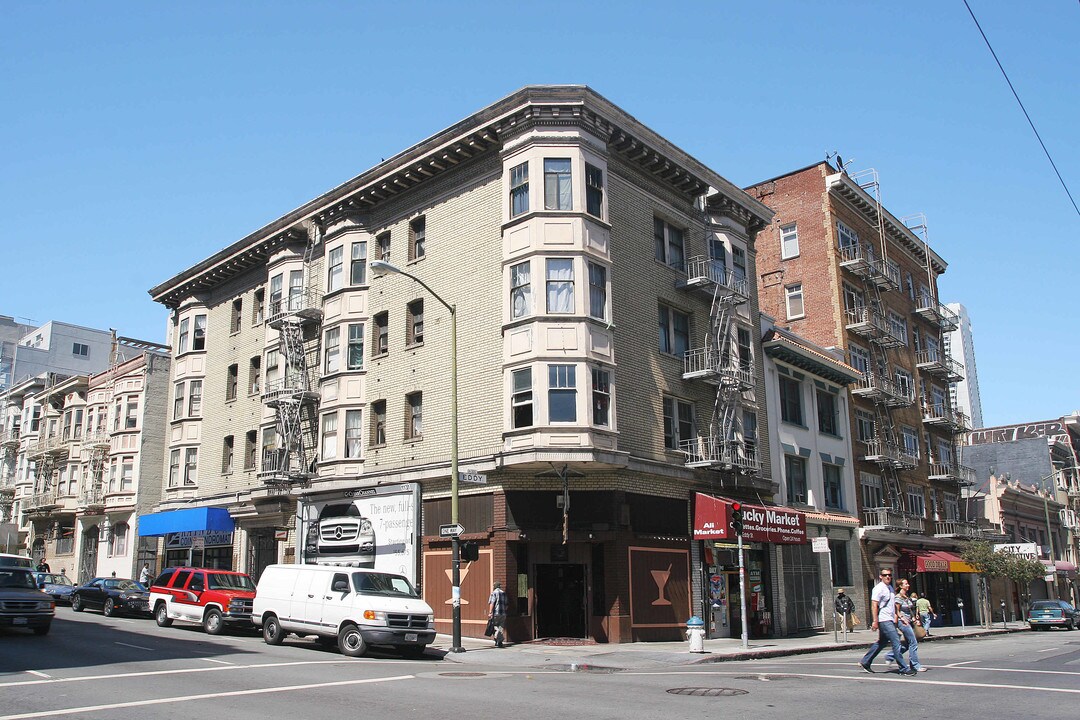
left=427, top=622, right=1029, bottom=669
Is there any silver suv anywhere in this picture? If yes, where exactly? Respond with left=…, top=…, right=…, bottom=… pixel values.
left=0, top=567, right=54, bottom=635
left=305, top=503, right=376, bottom=567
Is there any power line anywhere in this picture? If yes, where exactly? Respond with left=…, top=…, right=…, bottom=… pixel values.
left=963, top=0, right=1079, bottom=218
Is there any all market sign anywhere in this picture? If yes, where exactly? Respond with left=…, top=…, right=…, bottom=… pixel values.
left=693, top=493, right=807, bottom=544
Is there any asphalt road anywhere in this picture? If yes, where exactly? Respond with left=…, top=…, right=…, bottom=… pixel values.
left=2, top=608, right=1078, bottom=720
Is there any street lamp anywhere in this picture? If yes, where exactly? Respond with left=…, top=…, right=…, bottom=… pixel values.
left=369, top=259, right=463, bottom=653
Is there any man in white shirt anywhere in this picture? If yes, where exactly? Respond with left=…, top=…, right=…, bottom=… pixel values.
left=859, top=568, right=914, bottom=675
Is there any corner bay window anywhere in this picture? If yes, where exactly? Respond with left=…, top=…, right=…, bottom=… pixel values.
left=510, top=161, right=529, bottom=217
left=544, top=158, right=572, bottom=210
left=511, top=261, right=531, bottom=318
left=588, top=262, right=607, bottom=320
left=591, top=368, right=610, bottom=427
left=585, top=163, right=603, bottom=217
left=546, top=259, right=574, bottom=314
left=511, top=368, right=533, bottom=428
left=327, top=246, right=344, bottom=292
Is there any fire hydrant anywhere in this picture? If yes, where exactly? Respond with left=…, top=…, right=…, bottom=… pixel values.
left=686, top=615, right=706, bottom=653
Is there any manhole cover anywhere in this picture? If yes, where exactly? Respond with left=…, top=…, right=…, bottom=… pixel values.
left=667, top=688, right=749, bottom=697
left=546, top=664, right=622, bottom=674
left=439, top=672, right=487, bottom=678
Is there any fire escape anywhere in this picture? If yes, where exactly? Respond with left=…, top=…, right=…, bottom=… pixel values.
left=25, top=377, right=66, bottom=516
left=903, top=214, right=982, bottom=539
left=678, top=209, right=757, bottom=474
left=259, top=227, right=323, bottom=486
left=0, top=420, right=19, bottom=522
left=838, top=170, right=920, bottom=533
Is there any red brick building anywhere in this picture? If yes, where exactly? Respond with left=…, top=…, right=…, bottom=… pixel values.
left=746, top=163, right=984, bottom=622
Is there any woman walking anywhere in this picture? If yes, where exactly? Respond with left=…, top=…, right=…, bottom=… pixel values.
left=886, top=578, right=927, bottom=672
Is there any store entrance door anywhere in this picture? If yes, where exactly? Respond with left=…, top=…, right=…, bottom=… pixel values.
left=536, top=563, right=586, bottom=638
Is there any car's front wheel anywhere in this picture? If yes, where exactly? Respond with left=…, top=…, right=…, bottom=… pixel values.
left=338, top=623, right=367, bottom=657
left=155, top=602, right=173, bottom=627
left=203, top=609, right=224, bottom=635
left=71, top=594, right=83, bottom=612
left=103, top=599, right=116, bottom=617
left=263, top=614, right=285, bottom=645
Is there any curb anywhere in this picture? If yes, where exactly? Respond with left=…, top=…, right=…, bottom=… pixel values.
left=690, top=626, right=1027, bottom=664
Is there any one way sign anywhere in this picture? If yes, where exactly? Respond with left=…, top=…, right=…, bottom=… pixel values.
left=439, top=523, right=464, bottom=537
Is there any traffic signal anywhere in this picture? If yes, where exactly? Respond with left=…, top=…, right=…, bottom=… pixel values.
left=461, top=541, right=480, bottom=562
left=731, top=502, right=744, bottom=536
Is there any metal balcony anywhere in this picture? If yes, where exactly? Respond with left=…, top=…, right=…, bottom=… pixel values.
left=23, top=490, right=60, bottom=512
left=1, top=426, right=19, bottom=447
left=928, top=462, right=976, bottom=486
left=678, top=256, right=749, bottom=303
left=914, top=296, right=960, bottom=332
left=680, top=436, right=759, bottom=473
left=78, top=487, right=106, bottom=509
left=261, top=374, right=320, bottom=407
left=863, top=438, right=918, bottom=469
left=682, top=348, right=754, bottom=389
left=872, top=260, right=902, bottom=292
left=921, top=403, right=969, bottom=433
left=838, top=245, right=876, bottom=279
left=257, top=449, right=315, bottom=485
left=29, top=435, right=69, bottom=459
left=82, top=429, right=111, bottom=448
left=863, top=507, right=925, bottom=533
left=267, top=290, right=324, bottom=329
left=915, top=350, right=964, bottom=382
left=933, top=519, right=980, bottom=539
left=845, top=307, right=888, bottom=339
left=851, top=372, right=914, bottom=407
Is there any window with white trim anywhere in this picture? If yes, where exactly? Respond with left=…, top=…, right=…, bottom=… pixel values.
left=592, top=368, right=610, bottom=427
left=510, top=161, right=529, bottom=217
left=785, top=283, right=805, bottom=319
left=780, top=223, right=799, bottom=259
left=183, top=448, right=198, bottom=486
left=849, top=343, right=870, bottom=374
left=187, top=381, right=202, bottom=418
left=901, top=425, right=919, bottom=458
left=327, top=246, right=344, bottom=292
left=324, top=327, right=340, bottom=374
left=347, top=323, right=364, bottom=370
left=177, top=318, right=189, bottom=355
left=350, top=241, right=367, bottom=285
left=345, top=410, right=362, bottom=459
left=321, top=413, right=337, bottom=460
left=906, top=485, right=926, bottom=517
left=837, top=220, right=859, bottom=250
left=861, top=471, right=883, bottom=509
left=544, top=158, right=572, bottom=210
left=407, top=300, right=424, bottom=346
left=779, top=375, right=803, bottom=425
left=855, top=409, right=875, bottom=442
left=585, top=163, right=603, bottom=217
left=192, top=315, right=207, bottom=351
left=371, top=400, right=386, bottom=446
left=409, top=216, right=426, bottom=261
left=546, top=259, right=575, bottom=314
left=785, top=454, right=807, bottom=504
left=588, top=262, right=607, bottom=320
left=823, top=463, right=843, bottom=510
left=658, top=305, right=690, bottom=356
left=169, top=449, right=180, bottom=487
left=510, top=261, right=531, bottom=319
left=405, top=392, right=423, bottom=440
left=511, top=368, right=533, bottom=429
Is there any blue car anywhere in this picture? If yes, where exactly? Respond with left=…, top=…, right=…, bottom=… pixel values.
left=34, top=572, right=75, bottom=605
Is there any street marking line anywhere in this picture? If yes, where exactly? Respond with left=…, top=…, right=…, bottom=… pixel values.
left=616, top=670, right=1080, bottom=694
left=0, top=674, right=414, bottom=720
left=1036, top=647, right=1059, bottom=652
left=113, top=642, right=152, bottom=651
left=197, top=658, right=233, bottom=665
left=0, top=660, right=363, bottom=688
left=24, top=672, right=50, bottom=679
left=750, top=660, right=1080, bottom=676
left=945, top=661, right=978, bottom=667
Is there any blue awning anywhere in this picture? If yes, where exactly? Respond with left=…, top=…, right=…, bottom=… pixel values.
left=137, top=508, right=234, bottom=537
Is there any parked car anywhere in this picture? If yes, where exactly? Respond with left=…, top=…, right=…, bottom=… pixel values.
left=149, top=567, right=256, bottom=635
left=1027, top=600, right=1079, bottom=630
left=34, top=572, right=75, bottom=605
left=0, top=553, right=34, bottom=569
left=252, top=564, right=434, bottom=657
left=304, top=503, right=376, bottom=567
left=0, top=567, right=54, bottom=635
left=71, top=577, right=151, bottom=617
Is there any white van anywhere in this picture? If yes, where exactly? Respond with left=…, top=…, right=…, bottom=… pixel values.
left=252, top=564, right=435, bottom=657
left=0, top=553, right=34, bottom=569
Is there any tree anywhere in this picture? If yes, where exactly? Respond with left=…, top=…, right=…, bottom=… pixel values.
left=1004, top=555, right=1050, bottom=615
left=961, top=540, right=1007, bottom=627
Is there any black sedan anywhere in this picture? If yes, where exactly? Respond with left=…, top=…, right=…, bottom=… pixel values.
left=71, top=577, right=151, bottom=617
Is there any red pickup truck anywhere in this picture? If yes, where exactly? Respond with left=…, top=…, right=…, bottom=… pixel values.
left=148, top=567, right=256, bottom=634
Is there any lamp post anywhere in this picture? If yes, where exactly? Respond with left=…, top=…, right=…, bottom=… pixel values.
left=370, top=260, right=462, bottom=653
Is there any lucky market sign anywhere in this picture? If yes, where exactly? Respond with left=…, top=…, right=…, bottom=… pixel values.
left=693, top=493, right=807, bottom=544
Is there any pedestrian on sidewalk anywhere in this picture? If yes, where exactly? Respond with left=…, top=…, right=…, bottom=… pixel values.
left=859, top=568, right=914, bottom=675
left=835, top=588, right=856, bottom=632
left=886, top=578, right=926, bottom=672
left=488, top=581, right=508, bottom=648
left=139, top=563, right=151, bottom=585
left=36, top=557, right=50, bottom=573
left=913, top=592, right=935, bottom=637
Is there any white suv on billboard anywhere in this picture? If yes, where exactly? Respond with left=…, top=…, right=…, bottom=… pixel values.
left=305, top=503, right=376, bottom=567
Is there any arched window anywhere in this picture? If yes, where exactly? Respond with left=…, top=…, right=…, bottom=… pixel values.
left=110, top=522, right=129, bottom=557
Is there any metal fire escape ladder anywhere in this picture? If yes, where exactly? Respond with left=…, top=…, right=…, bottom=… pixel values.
left=707, top=284, right=744, bottom=469
left=852, top=171, right=906, bottom=513
left=264, top=222, right=323, bottom=486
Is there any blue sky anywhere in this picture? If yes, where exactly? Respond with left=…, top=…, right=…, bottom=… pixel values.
left=1, top=1, right=1076, bottom=427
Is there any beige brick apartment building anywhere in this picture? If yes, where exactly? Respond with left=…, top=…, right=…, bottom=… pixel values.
left=147, top=86, right=795, bottom=643
left=746, top=163, right=994, bottom=625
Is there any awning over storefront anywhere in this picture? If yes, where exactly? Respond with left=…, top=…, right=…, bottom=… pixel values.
left=1042, top=561, right=1077, bottom=578
left=137, top=508, right=234, bottom=537
left=903, top=549, right=976, bottom=574
left=693, top=493, right=807, bottom=544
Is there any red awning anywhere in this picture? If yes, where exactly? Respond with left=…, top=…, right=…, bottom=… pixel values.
left=903, top=549, right=976, bottom=574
